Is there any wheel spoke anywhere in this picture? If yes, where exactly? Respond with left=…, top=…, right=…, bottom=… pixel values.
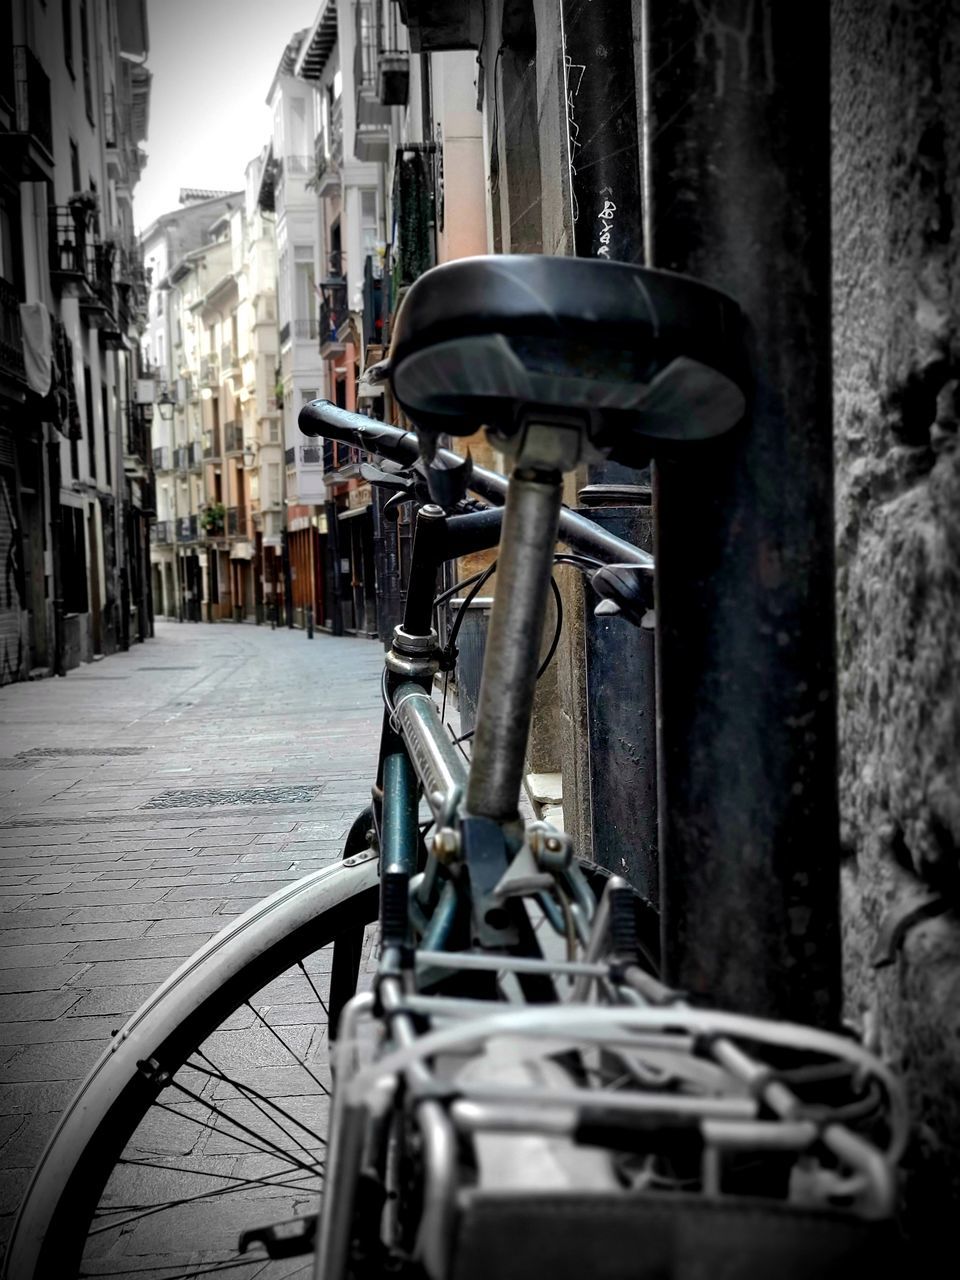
left=154, top=1087, right=320, bottom=1177
left=245, top=1003, right=332, bottom=1099
left=91, top=1164, right=320, bottom=1235
left=296, top=961, right=329, bottom=1018
left=189, top=1051, right=328, bottom=1154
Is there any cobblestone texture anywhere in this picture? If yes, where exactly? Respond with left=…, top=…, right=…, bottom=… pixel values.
left=0, top=620, right=384, bottom=1254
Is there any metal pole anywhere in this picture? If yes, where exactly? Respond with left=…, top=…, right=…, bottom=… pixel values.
left=643, top=0, right=840, bottom=1025
left=45, top=429, right=65, bottom=677
left=561, top=0, right=658, bottom=891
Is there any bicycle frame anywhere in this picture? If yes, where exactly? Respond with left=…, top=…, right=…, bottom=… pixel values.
left=299, top=399, right=903, bottom=1280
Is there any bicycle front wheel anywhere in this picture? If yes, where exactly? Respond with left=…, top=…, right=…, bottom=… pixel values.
left=3, top=850, right=380, bottom=1280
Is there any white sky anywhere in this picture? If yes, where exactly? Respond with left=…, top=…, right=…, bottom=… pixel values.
left=134, top=0, right=321, bottom=232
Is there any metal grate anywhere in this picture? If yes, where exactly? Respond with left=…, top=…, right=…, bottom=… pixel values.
left=142, top=785, right=321, bottom=810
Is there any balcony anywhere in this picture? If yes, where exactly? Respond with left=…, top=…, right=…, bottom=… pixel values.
left=0, top=278, right=26, bottom=388
left=396, top=0, right=483, bottom=52
left=176, top=514, right=199, bottom=543
left=220, top=342, right=239, bottom=375
left=203, top=428, right=221, bottom=460
left=200, top=354, right=219, bottom=385
left=225, top=507, right=245, bottom=537
left=125, top=403, right=151, bottom=467
left=355, top=3, right=393, bottom=131
left=278, top=154, right=313, bottom=179
left=324, top=441, right=361, bottom=478
left=362, top=254, right=384, bottom=346
left=319, top=282, right=348, bottom=354
left=0, top=47, right=53, bottom=175
left=188, top=441, right=202, bottom=470
left=151, top=519, right=173, bottom=545
left=152, top=445, right=172, bottom=471
left=294, top=317, right=318, bottom=341
left=174, top=445, right=190, bottom=473
left=223, top=421, right=243, bottom=454
left=285, top=443, right=324, bottom=467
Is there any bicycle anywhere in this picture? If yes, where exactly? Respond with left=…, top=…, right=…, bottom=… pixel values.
left=4, top=255, right=906, bottom=1279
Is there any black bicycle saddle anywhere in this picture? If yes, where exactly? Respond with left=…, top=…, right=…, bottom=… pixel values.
left=388, top=255, right=749, bottom=467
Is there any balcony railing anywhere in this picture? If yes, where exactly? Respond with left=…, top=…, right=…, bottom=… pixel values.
left=176, top=514, right=199, bottom=543
left=188, top=441, right=202, bottom=469
left=224, top=421, right=243, bottom=454
left=226, top=507, right=244, bottom=537
left=0, top=278, right=26, bottom=385
left=151, top=520, right=173, bottom=545
left=203, top=428, right=221, bottom=459
left=152, top=445, right=172, bottom=471
left=125, top=403, right=151, bottom=464
left=11, top=46, right=53, bottom=162
left=200, top=354, right=219, bottom=385
left=294, top=317, right=318, bottom=340
left=173, top=445, right=190, bottom=473
left=220, top=342, right=238, bottom=371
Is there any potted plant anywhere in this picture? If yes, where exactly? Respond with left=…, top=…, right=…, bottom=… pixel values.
left=201, top=502, right=225, bottom=535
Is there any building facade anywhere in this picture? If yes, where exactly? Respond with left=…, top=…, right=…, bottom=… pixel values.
left=0, top=0, right=153, bottom=685
left=141, top=189, right=240, bottom=621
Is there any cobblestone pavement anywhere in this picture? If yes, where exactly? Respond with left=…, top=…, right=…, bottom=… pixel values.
left=0, top=620, right=385, bottom=1257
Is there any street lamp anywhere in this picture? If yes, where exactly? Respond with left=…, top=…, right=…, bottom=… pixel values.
left=242, top=444, right=256, bottom=469
left=157, top=390, right=176, bottom=421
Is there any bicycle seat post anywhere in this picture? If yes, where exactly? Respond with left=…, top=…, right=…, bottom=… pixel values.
left=465, top=422, right=578, bottom=828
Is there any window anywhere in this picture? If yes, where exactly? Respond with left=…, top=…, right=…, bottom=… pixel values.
left=268, top=463, right=281, bottom=508
left=156, top=331, right=164, bottom=371
left=61, top=506, right=88, bottom=614
left=360, top=189, right=379, bottom=261
left=62, top=0, right=74, bottom=75
left=155, top=290, right=163, bottom=318
left=69, top=139, right=81, bottom=194
left=101, top=385, right=111, bottom=486
left=301, top=388, right=318, bottom=405
left=294, top=245, right=315, bottom=333
left=80, top=0, right=93, bottom=124
left=84, top=364, right=96, bottom=481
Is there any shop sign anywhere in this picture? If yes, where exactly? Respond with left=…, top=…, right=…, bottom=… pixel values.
left=348, top=483, right=372, bottom=510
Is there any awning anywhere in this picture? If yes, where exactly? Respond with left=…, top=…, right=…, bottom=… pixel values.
left=337, top=503, right=371, bottom=521
left=19, top=303, right=52, bottom=396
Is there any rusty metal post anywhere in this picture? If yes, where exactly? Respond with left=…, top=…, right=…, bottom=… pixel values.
left=643, top=1, right=840, bottom=1025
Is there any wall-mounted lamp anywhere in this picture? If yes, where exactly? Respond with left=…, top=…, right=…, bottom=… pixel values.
left=200, top=387, right=213, bottom=401
left=242, top=445, right=257, bottom=469
left=157, top=390, right=176, bottom=421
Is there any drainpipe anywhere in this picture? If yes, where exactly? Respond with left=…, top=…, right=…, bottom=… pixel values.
left=561, top=0, right=657, bottom=895
left=642, top=1, right=839, bottom=1025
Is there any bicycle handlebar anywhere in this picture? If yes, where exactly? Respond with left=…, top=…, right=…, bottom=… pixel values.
left=299, top=400, right=654, bottom=572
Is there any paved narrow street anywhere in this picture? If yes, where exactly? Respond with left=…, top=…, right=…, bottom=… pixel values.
left=0, top=622, right=385, bottom=1252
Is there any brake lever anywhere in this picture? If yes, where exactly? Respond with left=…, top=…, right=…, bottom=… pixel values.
left=588, top=564, right=654, bottom=628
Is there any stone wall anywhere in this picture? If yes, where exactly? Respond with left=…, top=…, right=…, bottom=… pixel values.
left=832, top=0, right=960, bottom=1246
